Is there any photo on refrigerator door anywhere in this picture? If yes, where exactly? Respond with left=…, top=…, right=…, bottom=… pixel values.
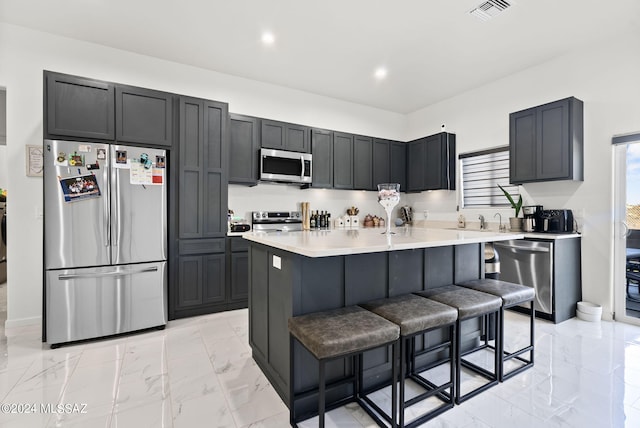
left=59, top=174, right=101, bottom=202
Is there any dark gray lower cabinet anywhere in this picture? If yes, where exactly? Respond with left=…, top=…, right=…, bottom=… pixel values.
left=228, top=237, right=249, bottom=302
left=248, top=243, right=483, bottom=416
left=229, top=114, right=259, bottom=185
left=178, top=252, right=226, bottom=308
left=45, top=71, right=115, bottom=141
left=173, top=237, right=249, bottom=317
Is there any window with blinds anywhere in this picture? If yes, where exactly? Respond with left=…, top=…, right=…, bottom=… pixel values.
left=459, top=147, right=519, bottom=208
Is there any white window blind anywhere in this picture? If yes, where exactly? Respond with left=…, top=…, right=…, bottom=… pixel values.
left=459, top=147, right=519, bottom=208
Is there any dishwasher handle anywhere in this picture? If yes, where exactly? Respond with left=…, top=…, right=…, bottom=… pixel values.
left=494, top=242, right=551, bottom=253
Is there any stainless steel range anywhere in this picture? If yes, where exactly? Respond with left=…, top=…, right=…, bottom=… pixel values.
left=252, top=211, right=302, bottom=232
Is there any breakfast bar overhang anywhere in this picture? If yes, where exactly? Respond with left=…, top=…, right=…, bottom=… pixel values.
left=243, top=227, right=524, bottom=417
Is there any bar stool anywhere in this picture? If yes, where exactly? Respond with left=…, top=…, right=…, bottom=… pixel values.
left=360, top=294, right=458, bottom=428
left=288, top=306, right=400, bottom=428
left=456, top=278, right=535, bottom=381
left=414, top=285, right=502, bottom=404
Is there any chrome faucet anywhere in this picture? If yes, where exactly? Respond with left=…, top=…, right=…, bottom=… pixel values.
left=494, top=213, right=506, bottom=232
left=479, top=214, right=487, bottom=230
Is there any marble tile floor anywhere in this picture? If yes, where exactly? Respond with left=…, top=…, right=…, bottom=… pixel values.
left=1, top=309, right=640, bottom=427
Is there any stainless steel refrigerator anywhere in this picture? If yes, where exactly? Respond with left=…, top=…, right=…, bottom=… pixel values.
left=44, top=139, right=167, bottom=347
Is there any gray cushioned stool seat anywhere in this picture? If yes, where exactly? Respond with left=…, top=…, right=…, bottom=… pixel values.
left=415, top=285, right=501, bottom=319
left=415, top=285, right=502, bottom=404
left=288, top=306, right=400, bottom=360
left=289, top=306, right=400, bottom=427
left=360, top=294, right=458, bottom=427
left=360, top=294, right=457, bottom=336
left=456, top=278, right=535, bottom=306
left=455, top=278, right=535, bottom=382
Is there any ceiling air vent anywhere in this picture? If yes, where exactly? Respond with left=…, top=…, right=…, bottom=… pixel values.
left=469, top=0, right=512, bottom=21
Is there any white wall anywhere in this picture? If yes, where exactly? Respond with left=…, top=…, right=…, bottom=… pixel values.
left=0, top=90, right=6, bottom=191
left=405, top=30, right=640, bottom=320
left=0, top=23, right=405, bottom=327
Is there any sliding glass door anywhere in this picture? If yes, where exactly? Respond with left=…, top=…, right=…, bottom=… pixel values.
left=614, top=137, right=640, bottom=324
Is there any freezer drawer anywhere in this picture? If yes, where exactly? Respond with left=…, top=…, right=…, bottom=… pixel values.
left=46, top=261, right=167, bottom=346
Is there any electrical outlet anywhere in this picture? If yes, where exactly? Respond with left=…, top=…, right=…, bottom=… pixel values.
left=423, top=210, right=429, bottom=220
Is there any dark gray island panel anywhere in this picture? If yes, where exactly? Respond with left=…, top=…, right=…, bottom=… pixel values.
left=247, top=240, right=485, bottom=417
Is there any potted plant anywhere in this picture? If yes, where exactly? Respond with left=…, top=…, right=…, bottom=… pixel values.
left=497, top=184, right=523, bottom=231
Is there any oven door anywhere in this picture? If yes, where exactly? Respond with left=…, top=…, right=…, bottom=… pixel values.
left=260, top=149, right=312, bottom=184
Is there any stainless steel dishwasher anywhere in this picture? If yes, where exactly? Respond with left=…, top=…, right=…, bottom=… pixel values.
left=493, top=239, right=553, bottom=317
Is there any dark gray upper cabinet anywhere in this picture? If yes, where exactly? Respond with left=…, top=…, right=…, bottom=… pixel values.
left=178, top=96, right=228, bottom=240
left=407, top=132, right=456, bottom=192
left=229, top=114, right=259, bottom=185
left=311, top=128, right=334, bottom=188
left=45, top=71, right=115, bottom=141
left=353, top=135, right=373, bottom=190
left=260, top=119, right=310, bottom=153
left=389, top=141, right=407, bottom=192
left=372, top=138, right=390, bottom=187
left=407, top=138, right=426, bottom=192
left=333, top=132, right=354, bottom=189
left=115, top=86, right=173, bottom=146
left=510, top=97, right=583, bottom=184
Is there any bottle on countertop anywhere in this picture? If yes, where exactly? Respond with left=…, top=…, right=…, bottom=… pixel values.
left=310, top=211, right=316, bottom=229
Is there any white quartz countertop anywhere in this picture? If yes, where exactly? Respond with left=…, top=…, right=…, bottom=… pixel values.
left=242, top=227, right=525, bottom=258
left=522, top=232, right=581, bottom=240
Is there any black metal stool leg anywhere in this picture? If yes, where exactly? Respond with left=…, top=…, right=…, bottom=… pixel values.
left=319, top=359, right=325, bottom=428
left=455, top=320, right=462, bottom=405
left=399, top=338, right=406, bottom=428
left=391, top=341, right=399, bottom=428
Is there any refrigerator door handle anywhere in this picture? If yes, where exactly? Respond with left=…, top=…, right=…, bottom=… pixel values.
left=104, top=181, right=110, bottom=247
left=114, top=165, right=120, bottom=247
left=58, top=266, right=158, bottom=280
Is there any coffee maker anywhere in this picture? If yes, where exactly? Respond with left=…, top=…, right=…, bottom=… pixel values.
left=522, top=205, right=543, bottom=232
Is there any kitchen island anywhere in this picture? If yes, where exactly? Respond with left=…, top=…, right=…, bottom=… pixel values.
left=244, top=227, right=524, bottom=417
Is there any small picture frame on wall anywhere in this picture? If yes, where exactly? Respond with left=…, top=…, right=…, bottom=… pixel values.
left=26, top=144, right=44, bottom=177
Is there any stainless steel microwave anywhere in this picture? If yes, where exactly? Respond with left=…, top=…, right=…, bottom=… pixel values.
left=260, top=148, right=312, bottom=184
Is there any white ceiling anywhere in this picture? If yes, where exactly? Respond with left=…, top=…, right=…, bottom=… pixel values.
left=1, top=0, right=639, bottom=113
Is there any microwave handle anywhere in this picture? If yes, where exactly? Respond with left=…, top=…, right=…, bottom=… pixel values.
left=300, top=155, right=305, bottom=181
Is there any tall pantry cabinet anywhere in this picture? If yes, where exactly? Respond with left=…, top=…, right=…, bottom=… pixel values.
left=173, top=96, right=238, bottom=319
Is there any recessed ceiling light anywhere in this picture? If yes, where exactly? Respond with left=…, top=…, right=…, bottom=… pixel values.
left=261, top=32, right=275, bottom=45
left=374, top=67, right=388, bottom=80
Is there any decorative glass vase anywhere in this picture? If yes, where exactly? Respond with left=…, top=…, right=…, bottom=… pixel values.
left=377, top=183, right=400, bottom=235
